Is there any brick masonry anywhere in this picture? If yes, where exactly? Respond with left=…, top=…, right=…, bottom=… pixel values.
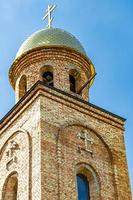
left=0, top=47, right=132, bottom=200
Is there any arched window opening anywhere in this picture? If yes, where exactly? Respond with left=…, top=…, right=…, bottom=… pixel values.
left=2, top=172, right=18, bottom=200
left=69, top=69, right=81, bottom=94
left=77, top=174, right=90, bottom=200
left=19, top=75, right=27, bottom=99
left=76, top=164, right=101, bottom=200
left=69, top=74, right=76, bottom=92
left=42, top=71, right=53, bottom=86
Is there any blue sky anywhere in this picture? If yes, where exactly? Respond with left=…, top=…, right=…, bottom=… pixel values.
left=0, top=0, right=132, bottom=193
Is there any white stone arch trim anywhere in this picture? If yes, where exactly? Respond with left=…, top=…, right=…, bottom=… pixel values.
left=1, top=171, right=18, bottom=200
left=0, top=129, right=32, bottom=200
left=0, top=128, right=31, bottom=160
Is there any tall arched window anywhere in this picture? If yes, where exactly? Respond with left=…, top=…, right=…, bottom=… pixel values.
left=69, top=74, right=76, bottom=92
left=42, top=71, right=53, bottom=86
left=69, top=69, right=81, bottom=94
left=77, top=174, right=90, bottom=200
left=2, top=172, right=18, bottom=200
left=19, top=75, right=27, bottom=99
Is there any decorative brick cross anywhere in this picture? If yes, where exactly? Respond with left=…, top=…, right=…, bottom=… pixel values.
left=77, top=130, right=94, bottom=156
left=6, top=140, right=19, bottom=170
left=6, top=141, right=19, bottom=158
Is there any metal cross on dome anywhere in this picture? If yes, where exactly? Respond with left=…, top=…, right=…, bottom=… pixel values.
left=42, top=4, right=57, bottom=28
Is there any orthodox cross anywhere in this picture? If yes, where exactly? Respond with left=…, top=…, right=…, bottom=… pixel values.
left=42, top=4, right=57, bottom=28
left=6, top=140, right=19, bottom=170
left=77, top=130, right=94, bottom=157
left=6, top=141, right=19, bottom=158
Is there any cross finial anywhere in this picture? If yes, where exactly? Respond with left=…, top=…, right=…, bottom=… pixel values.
left=42, top=4, right=57, bottom=28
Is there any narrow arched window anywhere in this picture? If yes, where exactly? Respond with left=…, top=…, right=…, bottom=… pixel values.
left=69, top=74, right=76, bottom=93
left=19, top=75, right=27, bottom=99
left=42, top=71, right=53, bottom=87
left=2, top=173, right=18, bottom=200
left=77, top=174, right=90, bottom=200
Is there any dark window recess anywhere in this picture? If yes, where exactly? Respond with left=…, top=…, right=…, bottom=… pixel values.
left=69, top=75, right=76, bottom=93
left=42, top=71, right=53, bottom=86
left=77, top=174, right=90, bottom=200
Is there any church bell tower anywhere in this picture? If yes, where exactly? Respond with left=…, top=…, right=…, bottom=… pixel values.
left=0, top=5, right=132, bottom=200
